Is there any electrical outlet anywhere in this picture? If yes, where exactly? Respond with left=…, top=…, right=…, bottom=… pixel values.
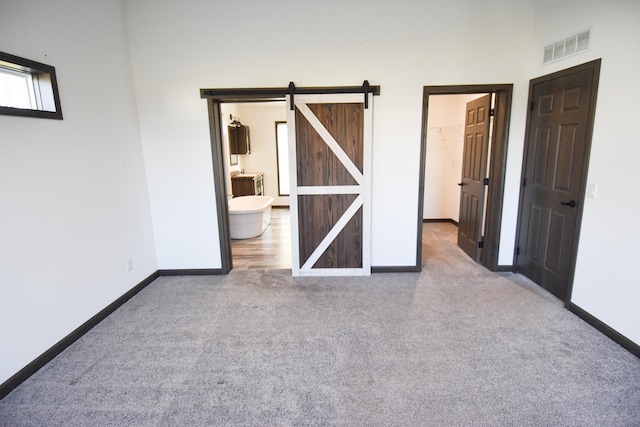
left=126, top=258, right=134, bottom=272
left=587, top=183, right=598, bottom=199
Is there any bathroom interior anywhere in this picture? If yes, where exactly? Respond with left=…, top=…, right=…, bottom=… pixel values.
left=220, top=101, right=291, bottom=269
left=219, top=94, right=490, bottom=270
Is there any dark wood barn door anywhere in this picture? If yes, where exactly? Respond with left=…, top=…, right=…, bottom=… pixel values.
left=458, top=94, right=492, bottom=262
left=287, top=93, right=372, bottom=276
left=516, top=60, right=600, bottom=300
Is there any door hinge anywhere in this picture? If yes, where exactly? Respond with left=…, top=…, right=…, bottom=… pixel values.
left=478, top=241, right=484, bottom=249
left=483, top=177, right=489, bottom=186
left=489, top=108, right=495, bottom=117
left=522, top=178, right=527, bottom=187
left=516, top=247, right=520, bottom=256
left=530, top=101, right=535, bottom=112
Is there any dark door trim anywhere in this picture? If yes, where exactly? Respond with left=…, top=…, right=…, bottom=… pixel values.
left=417, top=84, right=513, bottom=271
left=514, top=59, right=601, bottom=304
left=200, top=85, right=380, bottom=102
left=205, top=98, right=233, bottom=274
left=201, top=85, right=380, bottom=274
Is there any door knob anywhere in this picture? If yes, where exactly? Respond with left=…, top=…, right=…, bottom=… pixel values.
left=561, top=200, right=577, bottom=208
left=457, top=183, right=465, bottom=186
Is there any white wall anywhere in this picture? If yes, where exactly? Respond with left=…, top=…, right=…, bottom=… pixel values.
left=423, top=94, right=483, bottom=221
left=126, top=0, right=536, bottom=269
left=220, top=102, right=288, bottom=205
left=531, top=0, right=640, bottom=343
left=236, top=102, right=288, bottom=206
left=220, top=103, right=242, bottom=197
left=0, top=0, right=157, bottom=384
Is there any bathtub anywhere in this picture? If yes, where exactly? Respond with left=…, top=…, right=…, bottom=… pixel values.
left=228, top=195, right=274, bottom=239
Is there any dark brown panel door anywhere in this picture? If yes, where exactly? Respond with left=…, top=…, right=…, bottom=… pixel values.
left=287, top=93, right=372, bottom=276
left=516, top=62, right=599, bottom=300
left=458, top=94, right=491, bottom=262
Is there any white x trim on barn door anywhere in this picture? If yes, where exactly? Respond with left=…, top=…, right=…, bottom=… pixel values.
left=287, top=93, right=372, bottom=276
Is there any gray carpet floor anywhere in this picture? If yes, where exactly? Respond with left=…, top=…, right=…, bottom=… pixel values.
left=1, top=223, right=639, bottom=426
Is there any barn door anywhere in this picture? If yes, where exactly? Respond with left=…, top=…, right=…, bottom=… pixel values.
left=287, top=93, right=372, bottom=276
left=458, top=94, right=492, bottom=262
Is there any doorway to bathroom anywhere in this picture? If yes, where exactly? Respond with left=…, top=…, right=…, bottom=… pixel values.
left=201, top=83, right=380, bottom=275
left=418, top=84, right=513, bottom=271
left=218, top=101, right=291, bottom=270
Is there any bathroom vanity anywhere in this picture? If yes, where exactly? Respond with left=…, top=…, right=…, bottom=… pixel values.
left=231, top=173, right=264, bottom=197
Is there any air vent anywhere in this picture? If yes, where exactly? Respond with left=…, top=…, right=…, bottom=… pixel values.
left=543, top=29, right=591, bottom=64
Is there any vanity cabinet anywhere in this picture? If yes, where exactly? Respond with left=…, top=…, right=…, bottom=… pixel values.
left=231, top=173, right=263, bottom=197
left=228, top=125, right=250, bottom=155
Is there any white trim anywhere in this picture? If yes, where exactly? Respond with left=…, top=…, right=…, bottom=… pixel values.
left=297, top=185, right=361, bottom=195
left=301, top=194, right=364, bottom=270
left=292, top=93, right=363, bottom=104
left=286, top=95, right=301, bottom=276
left=296, top=268, right=370, bottom=277
left=362, top=93, right=373, bottom=271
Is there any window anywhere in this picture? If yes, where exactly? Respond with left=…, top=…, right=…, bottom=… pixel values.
left=0, top=51, right=63, bottom=119
left=275, top=121, right=290, bottom=196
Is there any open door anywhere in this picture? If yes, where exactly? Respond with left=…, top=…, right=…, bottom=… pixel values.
left=287, top=93, right=372, bottom=276
left=458, top=94, right=491, bottom=262
left=515, top=60, right=600, bottom=301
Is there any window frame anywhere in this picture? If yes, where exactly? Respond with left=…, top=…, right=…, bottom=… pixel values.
left=0, top=51, right=63, bottom=120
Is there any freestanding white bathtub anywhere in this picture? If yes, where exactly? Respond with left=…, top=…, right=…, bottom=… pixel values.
left=228, top=195, right=274, bottom=239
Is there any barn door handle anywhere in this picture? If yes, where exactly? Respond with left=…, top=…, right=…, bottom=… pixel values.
left=561, top=200, right=577, bottom=208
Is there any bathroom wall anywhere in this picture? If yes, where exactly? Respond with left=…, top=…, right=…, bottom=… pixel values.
left=235, top=102, right=288, bottom=206
left=220, top=103, right=242, bottom=197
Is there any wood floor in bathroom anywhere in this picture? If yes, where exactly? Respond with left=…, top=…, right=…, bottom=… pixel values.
left=231, top=208, right=459, bottom=271
left=231, top=207, right=292, bottom=270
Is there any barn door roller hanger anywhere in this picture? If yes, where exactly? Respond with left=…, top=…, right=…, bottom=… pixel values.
left=288, top=80, right=378, bottom=110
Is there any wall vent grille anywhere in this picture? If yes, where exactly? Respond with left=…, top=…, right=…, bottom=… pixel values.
left=543, top=29, right=591, bottom=64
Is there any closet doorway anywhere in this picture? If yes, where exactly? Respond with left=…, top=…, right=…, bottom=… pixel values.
left=417, top=85, right=513, bottom=271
